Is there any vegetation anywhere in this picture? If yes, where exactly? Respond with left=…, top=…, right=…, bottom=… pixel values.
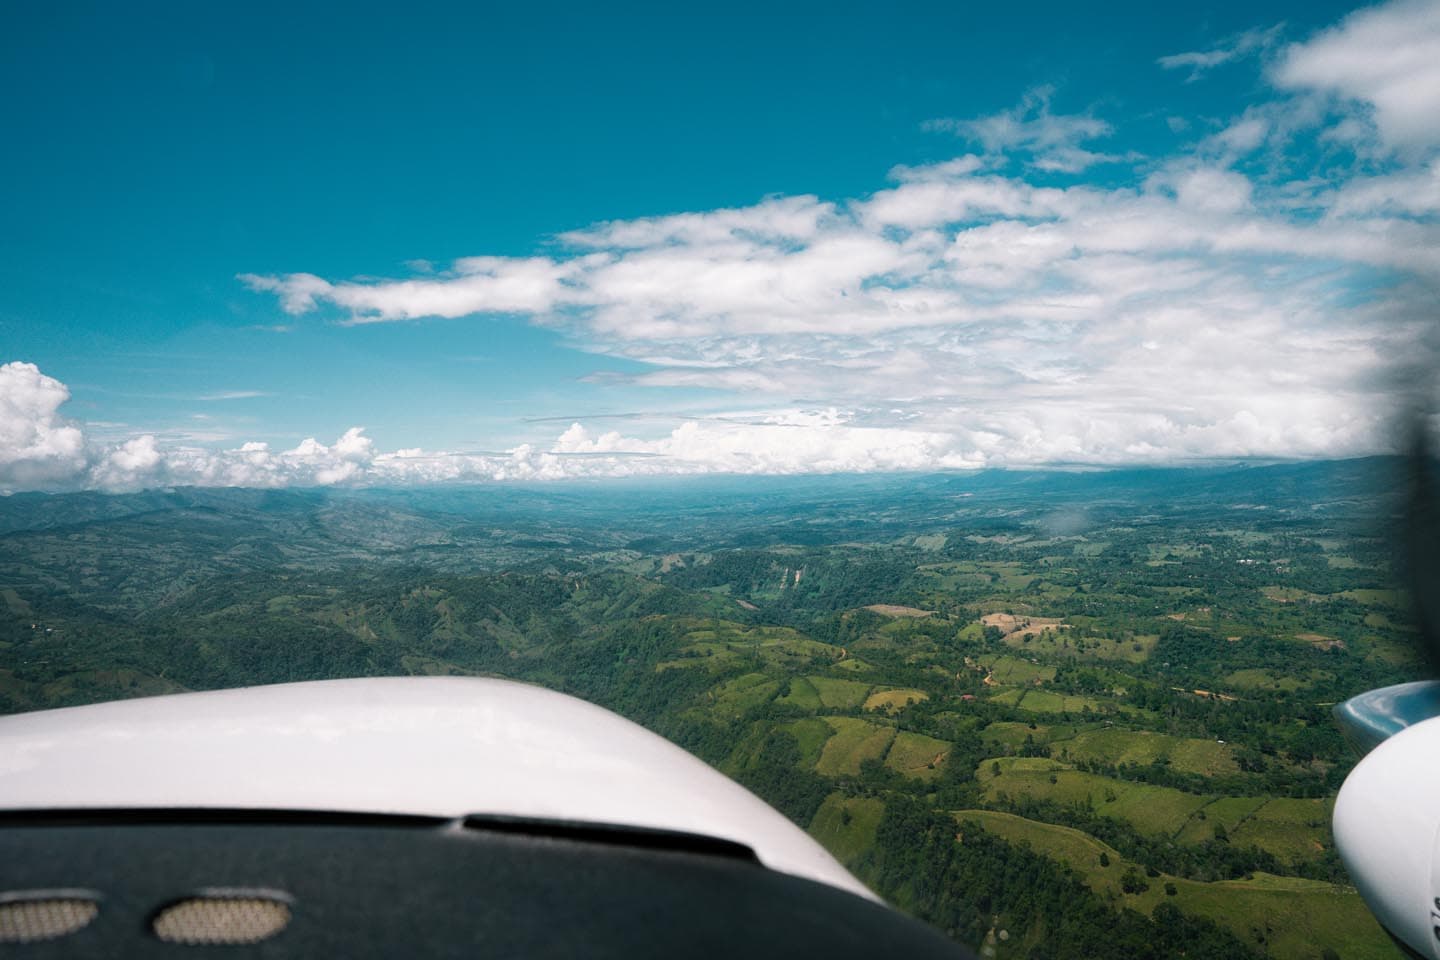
left=0, top=460, right=1416, bottom=958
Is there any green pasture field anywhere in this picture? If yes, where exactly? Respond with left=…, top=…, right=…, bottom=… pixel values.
left=1261, top=586, right=1318, bottom=603
left=781, top=717, right=835, bottom=768
left=809, top=793, right=885, bottom=867
left=957, top=810, right=1393, bottom=960
left=1173, top=796, right=1269, bottom=845
left=809, top=676, right=873, bottom=709
left=655, top=639, right=822, bottom=671
left=707, top=672, right=779, bottom=714
left=1000, top=629, right=1156, bottom=664
left=1054, top=727, right=1238, bottom=776
left=956, top=809, right=1126, bottom=886
left=922, top=559, right=1038, bottom=592
left=1337, top=588, right=1402, bottom=606
left=981, top=656, right=1056, bottom=684
left=979, top=721, right=1083, bottom=749
left=1229, top=798, right=1333, bottom=864
left=979, top=722, right=1236, bottom=777
left=816, top=716, right=897, bottom=776
left=914, top=561, right=996, bottom=596
left=655, top=620, right=842, bottom=671
left=884, top=731, right=951, bottom=779
left=955, top=621, right=986, bottom=642
left=775, top=676, right=823, bottom=709
left=987, top=688, right=1126, bottom=716
left=979, top=758, right=1210, bottom=836
left=864, top=688, right=929, bottom=713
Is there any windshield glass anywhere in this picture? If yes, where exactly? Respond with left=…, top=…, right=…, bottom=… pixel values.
left=2, top=2, right=1435, bottom=957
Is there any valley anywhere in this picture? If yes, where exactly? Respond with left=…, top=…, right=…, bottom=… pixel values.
left=0, top=460, right=1413, bottom=958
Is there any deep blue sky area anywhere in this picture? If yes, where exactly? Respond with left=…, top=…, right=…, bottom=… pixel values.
left=1, top=1, right=1356, bottom=338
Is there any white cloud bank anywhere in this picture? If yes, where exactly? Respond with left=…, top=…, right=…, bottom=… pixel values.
left=0, top=357, right=1409, bottom=494
left=7, top=0, right=1440, bottom=492
left=0, top=363, right=991, bottom=491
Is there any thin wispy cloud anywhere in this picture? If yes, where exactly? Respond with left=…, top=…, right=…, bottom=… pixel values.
left=1158, top=24, right=1286, bottom=82
left=197, top=390, right=271, bottom=401
left=923, top=86, right=1126, bottom=173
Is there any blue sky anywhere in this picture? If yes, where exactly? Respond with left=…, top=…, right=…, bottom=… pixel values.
left=2, top=0, right=1438, bottom=490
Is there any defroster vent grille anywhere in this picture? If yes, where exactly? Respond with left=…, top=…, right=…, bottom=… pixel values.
left=151, top=891, right=292, bottom=945
left=0, top=891, right=100, bottom=943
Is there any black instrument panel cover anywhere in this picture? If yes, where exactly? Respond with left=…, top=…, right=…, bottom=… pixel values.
left=0, top=810, right=976, bottom=958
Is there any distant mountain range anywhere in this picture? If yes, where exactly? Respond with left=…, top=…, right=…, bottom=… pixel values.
left=0, top=456, right=1403, bottom=539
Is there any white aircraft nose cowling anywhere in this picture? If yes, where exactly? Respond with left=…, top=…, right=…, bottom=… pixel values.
left=1334, top=715, right=1440, bottom=960
left=0, top=676, right=877, bottom=902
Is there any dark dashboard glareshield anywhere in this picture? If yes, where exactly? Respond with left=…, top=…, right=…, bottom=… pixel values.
left=0, top=810, right=974, bottom=958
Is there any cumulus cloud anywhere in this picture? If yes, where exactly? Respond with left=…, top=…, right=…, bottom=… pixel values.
left=0, top=362, right=89, bottom=490
left=1168, top=167, right=1256, bottom=214
left=1273, top=0, right=1440, bottom=153
left=0, top=368, right=455, bottom=492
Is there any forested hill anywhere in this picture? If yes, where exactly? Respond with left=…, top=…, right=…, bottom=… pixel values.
left=0, top=457, right=1414, bottom=959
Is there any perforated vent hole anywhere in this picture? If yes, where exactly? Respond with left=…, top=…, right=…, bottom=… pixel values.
left=152, top=895, right=291, bottom=945
left=0, top=895, right=99, bottom=943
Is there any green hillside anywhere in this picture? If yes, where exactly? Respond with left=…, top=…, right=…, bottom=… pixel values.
left=0, top=463, right=1414, bottom=958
